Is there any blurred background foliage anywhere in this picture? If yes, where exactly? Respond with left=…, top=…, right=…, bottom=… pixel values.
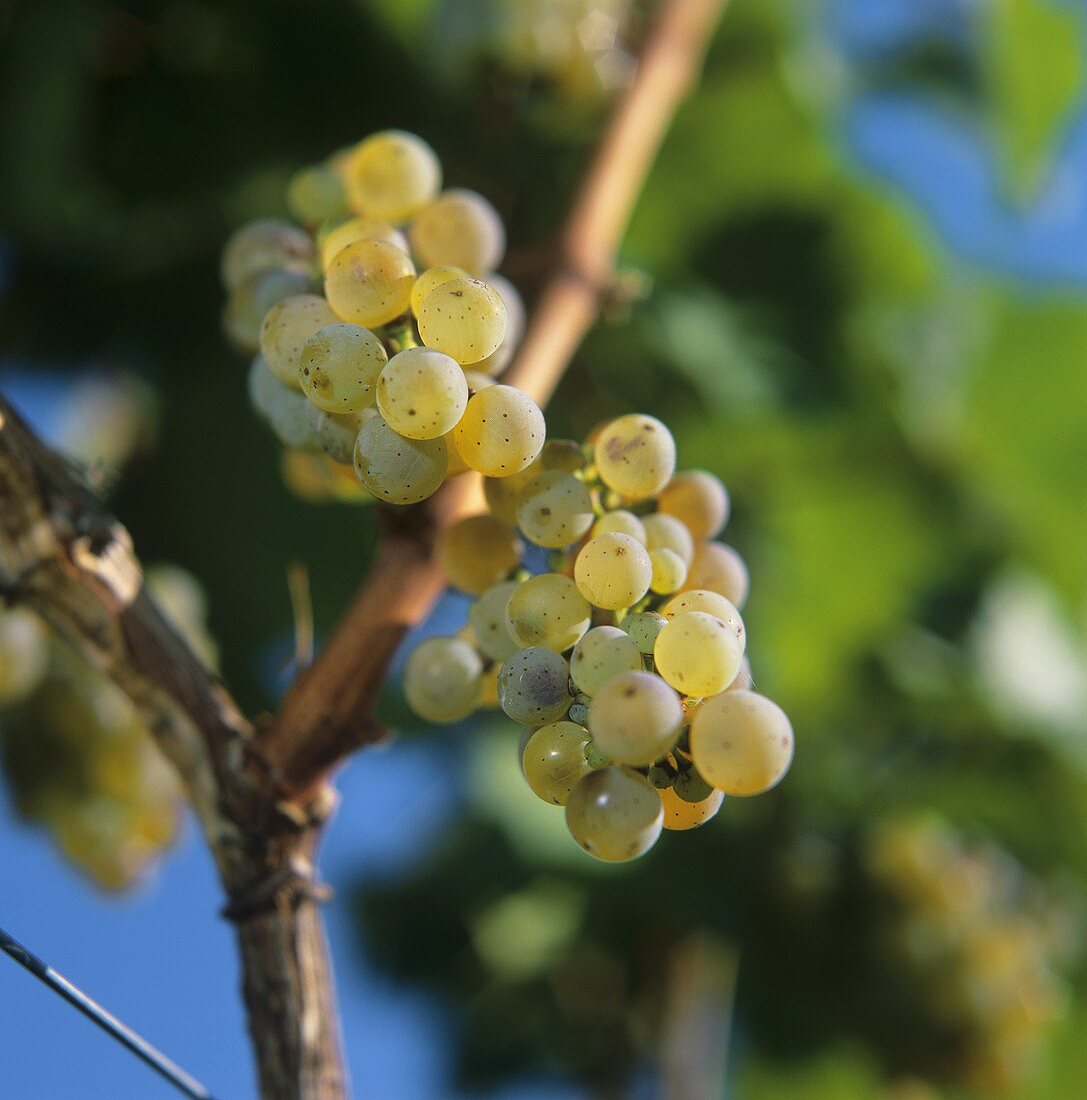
left=3, top=0, right=1087, bottom=1097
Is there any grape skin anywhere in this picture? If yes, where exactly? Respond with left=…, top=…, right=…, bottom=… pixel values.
left=287, top=165, right=346, bottom=226
left=453, top=385, right=546, bottom=477
left=588, top=670, right=683, bottom=765
left=469, top=581, right=521, bottom=662
left=225, top=267, right=318, bottom=353
left=653, top=611, right=745, bottom=698
left=643, top=513, right=695, bottom=565
left=660, top=785, right=724, bottom=831
left=690, top=690, right=793, bottom=796
left=417, top=275, right=507, bottom=365
left=341, top=130, right=441, bottom=222
left=403, top=636, right=482, bottom=723
left=498, top=646, right=574, bottom=725
left=569, top=626, right=643, bottom=697
left=319, top=216, right=409, bottom=270
left=353, top=414, right=448, bottom=504
left=682, top=541, right=750, bottom=608
left=300, top=323, right=388, bottom=413
left=472, top=274, right=525, bottom=376
left=377, top=347, right=468, bottom=440
left=565, top=766, right=663, bottom=862
left=506, top=573, right=590, bottom=652
left=594, top=414, right=676, bottom=500
left=516, top=471, right=594, bottom=549
left=660, top=589, right=745, bottom=649
left=410, top=264, right=467, bottom=316
left=260, top=294, right=340, bottom=388
left=522, top=721, right=593, bottom=805
left=314, top=408, right=372, bottom=464
left=649, top=547, right=688, bottom=594
left=440, top=515, right=523, bottom=595
left=591, top=509, right=647, bottom=543
left=409, top=188, right=506, bottom=275
left=658, top=470, right=730, bottom=540
left=221, top=219, right=315, bottom=291
left=325, top=239, right=416, bottom=328
left=619, top=611, right=668, bottom=654
left=573, top=533, right=652, bottom=610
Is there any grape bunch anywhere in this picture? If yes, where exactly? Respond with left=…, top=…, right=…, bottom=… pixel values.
left=403, top=413, right=794, bottom=861
left=221, top=131, right=543, bottom=505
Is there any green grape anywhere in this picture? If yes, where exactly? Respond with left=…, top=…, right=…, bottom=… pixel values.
left=573, top=533, right=652, bottom=610
left=353, top=414, right=448, bottom=504
left=568, top=701, right=590, bottom=725
left=654, top=611, right=745, bottom=698
left=649, top=547, right=687, bottom=594
left=410, top=264, right=467, bottom=316
left=221, top=219, right=315, bottom=291
left=259, top=295, right=340, bottom=387
left=660, top=785, right=724, bottom=831
left=672, top=767, right=714, bottom=804
left=462, top=370, right=496, bottom=393
left=0, top=608, right=49, bottom=706
left=498, top=646, right=573, bottom=725
left=539, top=438, right=585, bottom=474
left=619, top=611, right=668, bottom=654
left=658, top=470, right=730, bottom=540
left=320, top=216, right=409, bottom=269
left=643, top=513, right=695, bottom=565
left=288, top=164, right=347, bottom=226
left=506, top=573, right=590, bottom=651
left=522, top=721, right=593, bottom=805
left=224, top=266, right=316, bottom=353
left=593, top=414, right=675, bottom=500
left=409, top=188, right=506, bottom=275
left=376, top=347, right=468, bottom=440
left=314, top=408, right=372, bottom=465
left=516, top=471, right=594, bottom=549
left=403, top=636, right=483, bottom=723
left=565, top=766, right=663, bottom=862
left=249, top=360, right=323, bottom=451
left=588, top=670, right=682, bottom=765
left=469, top=581, right=520, bottom=662
left=417, top=275, right=507, bottom=365
left=473, top=274, right=525, bottom=376
left=690, top=690, right=793, bottom=796
left=341, top=130, right=441, bottom=222
left=452, top=385, right=545, bottom=477
left=592, top=509, right=646, bottom=543
left=483, top=463, right=538, bottom=523
left=440, top=515, right=522, bottom=594
left=299, top=322, right=388, bottom=413
left=569, top=626, right=642, bottom=697
left=325, top=238, right=416, bottom=328
left=682, top=541, right=749, bottom=607
left=660, top=589, right=745, bottom=647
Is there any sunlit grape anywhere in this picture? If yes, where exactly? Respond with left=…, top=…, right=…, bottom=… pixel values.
left=453, top=385, right=545, bottom=477
left=569, top=626, right=642, bottom=697
left=249, top=361, right=323, bottom=451
left=221, top=219, right=315, bottom=291
left=658, top=470, right=730, bottom=540
left=690, top=690, right=793, bottom=796
left=516, top=471, right=594, bottom=549
left=573, top=533, right=652, bottom=611
left=643, top=513, right=695, bottom=565
left=342, top=130, right=441, bottom=222
left=259, top=295, right=340, bottom=388
left=594, top=414, right=675, bottom=500
left=410, top=264, right=467, bottom=316
left=299, top=323, right=388, bottom=412
left=469, top=581, right=520, bottom=662
left=505, top=573, right=590, bottom=651
left=682, top=541, right=749, bottom=607
left=473, top=274, right=526, bottom=376
left=498, top=646, right=574, bottom=725
left=440, top=515, right=523, bottom=595
left=313, top=408, right=371, bottom=465
left=224, top=266, right=316, bottom=353
left=565, top=766, right=663, bottom=862
left=539, top=439, right=585, bottom=474
left=325, top=238, right=416, bottom=328
left=619, top=611, right=668, bottom=654
left=409, top=188, right=506, bottom=275
left=483, top=463, right=539, bottom=523
left=417, top=275, right=507, bottom=365
left=660, top=784, right=724, bottom=831
left=649, top=547, right=687, bottom=594
left=591, top=509, right=646, bottom=543
left=403, top=636, right=483, bottom=723
left=319, top=216, right=409, bottom=270
left=588, top=670, right=682, bottom=765
left=353, top=414, right=448, bottom=504
left=660, top=590, right=744, bottom=647
left=287, top=165, right=347, bottom=226
left=377, top=347, right=468, bottom=439
left=654, top=611, right=745, bottom=697
left=522, top=721, right=593, bottom=805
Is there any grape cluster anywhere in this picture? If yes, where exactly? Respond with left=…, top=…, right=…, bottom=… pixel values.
left=221, top=131, right=543, bottom=504
left=403, top=414, right=794, bottom=861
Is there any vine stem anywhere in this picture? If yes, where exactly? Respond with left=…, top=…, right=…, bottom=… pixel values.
left=0, top=0, right=728, bottom=1096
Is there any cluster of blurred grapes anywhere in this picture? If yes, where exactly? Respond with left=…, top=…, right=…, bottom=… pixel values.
left=221, top=130, right=542, bottom=506
left=866, top=817, right=1078, bottom=1093
left=404, top=413, right=793, bottom=860
left=0, top=566, right=216, bottom=889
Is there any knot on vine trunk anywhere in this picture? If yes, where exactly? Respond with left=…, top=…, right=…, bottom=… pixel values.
left=222, top=860, right=334, bottom=923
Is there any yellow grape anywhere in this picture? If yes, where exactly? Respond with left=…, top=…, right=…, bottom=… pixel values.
left=483, top=463, right=539, bottom=523
left=324, top=239, right=415, bottom=328
left=440, top=515, right=523, bottom=595
left=591, top=509, right=646, bottom=543
left=573, top=533, right=652, bottom=610
left=287, top=165, right=347, bottom=226
left=658, top=470, right=730, bottom=540
left=516, top=471, right=594, bottom=549
left=660, top=590, right=745, bottom=650
left=416, top=275, right=506, bottom=365
left=569, top=626, right=642, bottom=697
left=682, top=541, right=750, bottom=608
left=653, top=611, right=745, bottom=698
left=522, top=721, right=593, bottom=805
left=643, top=513, right=695, bottom=565
left=259, top=295, right=339, bottom=387
left=473, top=274, right=525, bottom=376
left=469, top=581, right=520, bottom=662
left=221, top=219, right=315, bottom=291
left=314, top=408, right=373, bottom=464
left=403, top=636, right=482, bottom=723
left=660, top=785, right=724, bottom=831
left=505, top=573, right=590, bottom=651
left=224, top=267, right=316, bottom=353
left=410, top=264, right=467, bottom=316
left=538, top=439, right=585, bottom=474
left=690, top=690, right=793, bottom=796
left=463, top=370, right=496, bottom=393
left=594, top=414, right=675, bottom=500
left=453, top=385, right=545, bottom=477
left=299, top=323, right=388, bottom=413
left=409, top=188, right=506, bottom=275
left=353, top=414, right=448, bottom=504
left=588, top=670, right=682, bottom=765
left=376, top=347, right=468, bottom=440
left=649, top=548, right=687, bottom=594
left=565, top=766, right=663, bottom=862
left=498, top=646, right=573, bottom=725
left=727, top=657, right=753, bottom=692
left=251, top=366, right=323, bottom=452
left=320, top=216, right=409, bottom=269
left=342, top=130, right=441, bottom=222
